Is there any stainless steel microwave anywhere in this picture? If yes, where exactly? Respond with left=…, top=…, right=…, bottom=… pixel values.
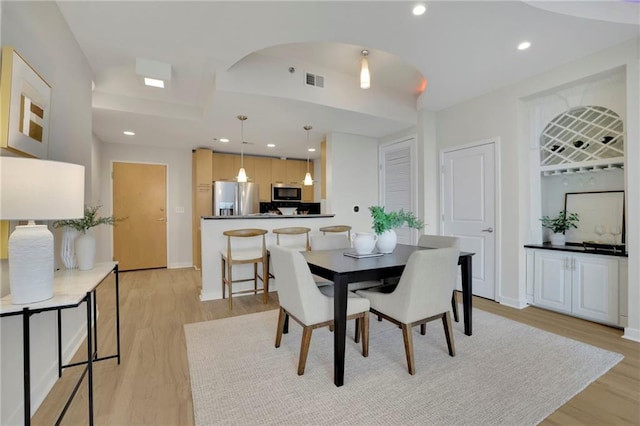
left=272, top=184, right=302, bottom=202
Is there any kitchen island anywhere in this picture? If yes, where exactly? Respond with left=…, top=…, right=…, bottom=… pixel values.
left=200, top=214, right=337, bottom=301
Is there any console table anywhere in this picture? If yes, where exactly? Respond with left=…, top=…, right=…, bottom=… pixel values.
left=0, top=262, right=120, bottom=425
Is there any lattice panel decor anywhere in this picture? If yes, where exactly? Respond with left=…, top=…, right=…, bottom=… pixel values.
left=540, top=106, right=624, bottom=167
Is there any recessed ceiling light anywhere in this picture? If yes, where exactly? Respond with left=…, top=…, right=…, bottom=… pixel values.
left=412, top=4, right=427, bottom=16
left=144, top=77, right=165, bottom=88
left=267, top=144, right=276, bottom=148
left=307, top=148, right=316, bottom=152
left=518, top=41, right=531, bottom=50
left=219, top=138, right=229, bottom=143
left=123, top=131, right=135, bottom=136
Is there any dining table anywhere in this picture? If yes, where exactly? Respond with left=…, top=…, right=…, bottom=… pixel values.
left=300, top=243, right=474, bottom=387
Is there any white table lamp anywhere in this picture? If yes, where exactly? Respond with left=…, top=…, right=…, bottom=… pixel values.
left=0, top=157, right=84, bottom=304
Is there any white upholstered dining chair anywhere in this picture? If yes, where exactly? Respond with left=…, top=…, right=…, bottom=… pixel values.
left=270, top=245, right=370, bottom=375
left=417, top=234, right=461, bottom=322
left=356, top=247, right=459, bottom=375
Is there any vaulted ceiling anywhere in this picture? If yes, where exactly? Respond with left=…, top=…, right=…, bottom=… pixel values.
left=56, top=1, right=640, bottom=160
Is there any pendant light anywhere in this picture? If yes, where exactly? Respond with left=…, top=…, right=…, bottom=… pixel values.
left=303, top=125, right=313, bottom=186
left=237, top=115, right=248, bottom=182
left=360, top=50, right=370, bottom=90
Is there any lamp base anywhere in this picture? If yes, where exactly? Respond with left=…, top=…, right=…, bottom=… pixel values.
left=8, top=223, right=54, bottom=304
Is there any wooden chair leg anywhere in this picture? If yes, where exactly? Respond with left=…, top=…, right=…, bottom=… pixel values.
left=221, top=257, right=226, bottom=299
left=227, top=262, right=233, bottom=310
left=451, top=290, right=459, bottom=322
left=420, top=323, right=426, bottom=335
left=298, top=326, right=313, bottom=375
left=254, top=263, right=258, bottom=294
left=401, top=323, right=415, bottom=375
left=262, top=260, right=269, bottom=304
left=354, top=318, right=360, bottom=343
left=275, top=307, right=286, bottom=348
left=361, top=313, right=369, bottom=358
left=443, top=311, right=456, bottom=357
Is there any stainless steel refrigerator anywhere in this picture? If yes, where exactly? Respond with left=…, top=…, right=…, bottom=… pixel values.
left=212, top=181, right=259, bottom=216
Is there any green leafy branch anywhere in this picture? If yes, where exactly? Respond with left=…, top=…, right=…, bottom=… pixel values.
left=369, top=205, right=424, bottom=235
left=540, top=210, right=579, bottom=233
left=53, top=205, right=125, bottom=233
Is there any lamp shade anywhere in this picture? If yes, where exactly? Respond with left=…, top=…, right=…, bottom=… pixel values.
left=360, top=50, right=370, bottom=90
left=0, top=157, right=85, bottom=220
left=0, top=157, right=85, bottom=304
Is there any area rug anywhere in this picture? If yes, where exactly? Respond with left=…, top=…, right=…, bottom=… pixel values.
left=184, top=308, right=623, bottom=425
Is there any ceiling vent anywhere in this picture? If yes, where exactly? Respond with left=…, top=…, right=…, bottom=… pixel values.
left=305, top=72, right=324, bottom=88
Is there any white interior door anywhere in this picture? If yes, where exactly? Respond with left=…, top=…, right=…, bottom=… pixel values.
left=441, top=141, right=496, bottom=300
left=380, top=138, right=417, bottom=244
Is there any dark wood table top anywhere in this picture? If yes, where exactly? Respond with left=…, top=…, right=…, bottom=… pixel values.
left=302, top=243, right=474, bottom=275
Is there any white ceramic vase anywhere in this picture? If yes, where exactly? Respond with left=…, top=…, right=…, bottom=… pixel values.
left=376, top=229, right=398, bottom=254
left=76, top=232, right=96, bottom=270
left=61, top=226, right=80, bottom=269
left=550, top=232, right=566, bottom=246
left=352, top=232, right=378, bottom=254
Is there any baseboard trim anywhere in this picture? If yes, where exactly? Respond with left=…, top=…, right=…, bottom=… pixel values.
left=168, top=262, right=193, bottom=269
left=622, top=327, right=640, bottom=342
left=498, top=296, right=529, bottom=310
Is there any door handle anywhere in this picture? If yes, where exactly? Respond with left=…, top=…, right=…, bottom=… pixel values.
left=481, top=227, right=494, bottom=233
left=157, top=218, right=166, bottom=221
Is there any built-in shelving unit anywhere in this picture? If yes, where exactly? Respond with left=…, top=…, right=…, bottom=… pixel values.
left=539, top=105, right=624, bottom=174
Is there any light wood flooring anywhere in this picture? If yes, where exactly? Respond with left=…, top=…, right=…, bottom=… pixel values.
left=33, top=268, right=639, bottom=425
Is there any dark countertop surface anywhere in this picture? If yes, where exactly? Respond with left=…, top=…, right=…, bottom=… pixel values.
left=203, top=214, right=335, bottom=220
left=524, top=243, right=628, bottom=257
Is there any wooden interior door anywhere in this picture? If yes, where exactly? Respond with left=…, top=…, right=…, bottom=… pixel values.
left=113, top=162, right=167, bottom=271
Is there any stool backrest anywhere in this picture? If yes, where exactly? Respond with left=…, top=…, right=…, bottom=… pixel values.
left=222, top=228, right=268, bottom=260
left=319, top=225, right=352, bottom=240
left=272, top=227, right=311, bottom=251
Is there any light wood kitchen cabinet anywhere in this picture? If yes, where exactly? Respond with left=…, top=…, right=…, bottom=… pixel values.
left=253, top=157, right=272, bottom=201
left=212, top=153, right=314, bottom=201
left=271, top=159, right=287, bottom=183
left=192, top=149, right=213, bottom=269
left=530, top=249, right=621, bottom=325
left=212, top=152, right=236, bottom=181
left=285, top=160, right=306, bottom=185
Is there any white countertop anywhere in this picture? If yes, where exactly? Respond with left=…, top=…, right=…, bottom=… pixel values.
left=0, top=262, right=117, bottom=314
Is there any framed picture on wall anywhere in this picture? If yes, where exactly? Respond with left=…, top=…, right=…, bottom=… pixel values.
left=564, top=190, right=625, bottom=245
left=0, top=46, right=51, bottom=158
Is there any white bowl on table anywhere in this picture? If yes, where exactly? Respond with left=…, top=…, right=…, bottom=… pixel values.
left=277, top=207, right=298, bottom=216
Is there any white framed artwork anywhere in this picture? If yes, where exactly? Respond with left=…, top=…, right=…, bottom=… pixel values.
left=564, top=191, right=625, bottom=245
left=0, top=46, right=51, bottom=158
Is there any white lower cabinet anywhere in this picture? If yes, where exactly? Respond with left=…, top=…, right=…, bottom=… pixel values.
left=531, top=249, right=621, bottom=325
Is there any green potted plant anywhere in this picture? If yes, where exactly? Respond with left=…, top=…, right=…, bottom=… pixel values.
left=53, top=205, right=123, bottom=270
left=368, top=206, right=424, bottom=253
left=540, top=210, right=579, bottom=246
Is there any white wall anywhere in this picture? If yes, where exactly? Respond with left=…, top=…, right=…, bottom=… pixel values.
left=1, top=2, right=95, bottom=423
left=98, top=142, right=193, bottom=268
left=435, top=38, right=640, bottom=340
left=325, top=132, right=379, bottom=233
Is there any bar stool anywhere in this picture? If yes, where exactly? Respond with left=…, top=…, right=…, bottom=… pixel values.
left=272, top=227, right=311, bottom=251
left=221, top=228, right=269, bottom=310
left=319, top=225, right=352, bottom=241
